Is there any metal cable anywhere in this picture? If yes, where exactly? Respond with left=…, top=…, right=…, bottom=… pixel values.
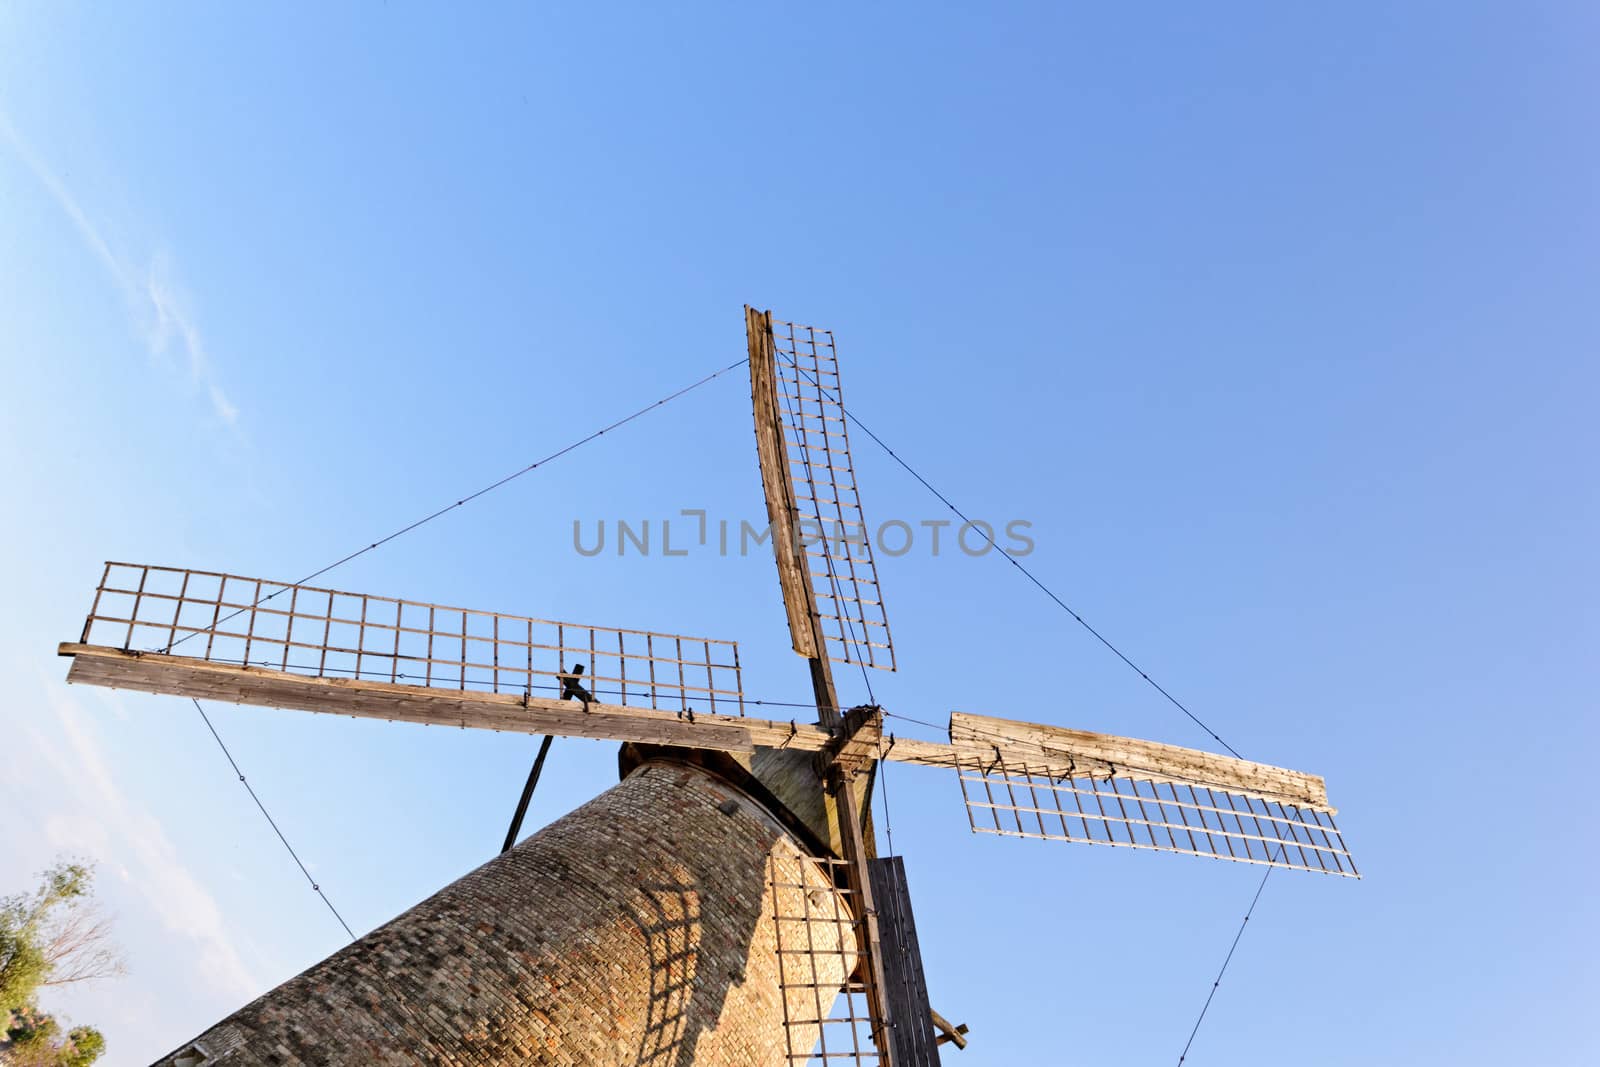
left=192, top=695, right=492, bottom=1058
left=791, top=366, right=1337, bottom=1064
left=163, top=356, right=749, bottom=655
left=190, top=698, right=354, bottom=938
left=1177, top=852, right=1281, bottom=1064
left=878, top=755, right=896, bottom=856
left=169, top=357, right=749, bottom=1058
left=783, top=360, right=1241, bottom=759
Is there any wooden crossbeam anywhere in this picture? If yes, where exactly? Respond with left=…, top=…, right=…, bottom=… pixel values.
left=61, top=644, right=756, bottom=753
left=949, top=711, right=1332, bottom=812
left=56, top=647, right=1341, bottom=817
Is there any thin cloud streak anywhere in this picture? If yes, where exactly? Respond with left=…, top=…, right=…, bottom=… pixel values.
left=36, top=685, right=262, bottom=1004
left=0, top=110, right=239, bottom=424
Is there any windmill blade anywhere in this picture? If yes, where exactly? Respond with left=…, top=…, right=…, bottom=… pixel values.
left=60, top=562, right=946, bottom=761
left=747, top=307, right=896, bottom=673
left=768, top=854, right=879, bottom=1064
left=949, top=712, right=1358, bottom=877
left=768, top=854, right=942, bottom=1066
left=63, top=561, right=754, bottom=751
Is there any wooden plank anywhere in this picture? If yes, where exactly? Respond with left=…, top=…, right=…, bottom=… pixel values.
left=747, top=305, right=821, bottom=662
left=61, top=644, right=754, bottom=753
left=868, top=857, right=942, bottom=1067
left=60, top=643, right=926, bottom=761
left=949, top=711, right=1331, bottom=811
left=873, top=735, right=964, bottom=768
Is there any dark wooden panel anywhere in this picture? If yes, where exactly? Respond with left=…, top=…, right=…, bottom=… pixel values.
left=868, top=856, right=941, bottom=1067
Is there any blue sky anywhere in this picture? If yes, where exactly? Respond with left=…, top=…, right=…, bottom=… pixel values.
left=2, top=3, right=1596, bottom=1064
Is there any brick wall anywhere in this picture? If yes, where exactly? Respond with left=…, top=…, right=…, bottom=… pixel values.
left=154, top=759, right=853, bottom=1066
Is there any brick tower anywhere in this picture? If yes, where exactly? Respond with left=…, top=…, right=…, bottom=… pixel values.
left=155, top=756, right=854, bottom=1066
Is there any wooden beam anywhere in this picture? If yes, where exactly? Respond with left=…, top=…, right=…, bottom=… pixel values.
left=747, top=305, right=821, bottom=665
left=57, top=646, right=1338, bottom=814
left=831, top=767, right=897, bottom=1067
left=929, top=1009, right=969, bottom=1051
left=60, top=642, right=890, bottom=758
left=948, top=711, right=1331, bottom=811
left=61, top=644, right=754, bottom=753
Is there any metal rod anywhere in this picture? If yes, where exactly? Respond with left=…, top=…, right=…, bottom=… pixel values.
left=502, top=734, right=556, bottom=853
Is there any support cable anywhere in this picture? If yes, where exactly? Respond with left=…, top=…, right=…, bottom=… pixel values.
left=168, top=356, right=747, bottom=1057
left=165, top=330, right=1275, bottom=1060
left=878, top=756, right=896, bottom=856
left=191, top=702, right=487, bottom=1057
left=1176, top=852, right=1281, bottom=1064
left=779, top=362, right=1336, bottom=1063
left=190, top=698, right=354, bottom=939
left=163, top=356, right=749, bottom=654
left=782, top=361, right=1240, bottom=758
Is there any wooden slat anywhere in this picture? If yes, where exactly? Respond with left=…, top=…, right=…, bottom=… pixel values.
left=868, top=857, right=942, bottom=1067
left=61, top=644, right=753, bottom=753
left=949, top=712, right=1331, bottom=812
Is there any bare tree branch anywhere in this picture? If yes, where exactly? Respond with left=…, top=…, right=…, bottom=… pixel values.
left=38, top=904, right=126, bottom=989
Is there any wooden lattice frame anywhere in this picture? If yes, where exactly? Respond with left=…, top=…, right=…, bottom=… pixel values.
left=957, top=755, right=1357, bottom=877
left=769, top=855, right=883, bottom=1065
left=79, top=562, right=745, bottom=715
left=770, top=317, right=896, bottom=673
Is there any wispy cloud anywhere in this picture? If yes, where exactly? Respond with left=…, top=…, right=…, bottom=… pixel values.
left=0, top=111, right=239, bottom=424
left=28, top=685, right=262, bottom=1004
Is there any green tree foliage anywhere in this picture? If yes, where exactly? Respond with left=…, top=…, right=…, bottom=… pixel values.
left=0, top=862, right=119, bottom=1066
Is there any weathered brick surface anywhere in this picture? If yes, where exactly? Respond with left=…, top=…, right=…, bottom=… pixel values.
left=154, top=760, right=852, bottom=1066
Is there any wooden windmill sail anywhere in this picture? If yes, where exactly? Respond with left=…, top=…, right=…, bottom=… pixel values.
left=58, top=305, right=1356, bottom=1066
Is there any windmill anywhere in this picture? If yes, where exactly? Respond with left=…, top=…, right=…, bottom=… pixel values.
left=58, top=306, right=1357, bottom=1066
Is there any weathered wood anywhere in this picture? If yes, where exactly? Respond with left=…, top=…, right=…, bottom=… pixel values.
left=832, top=768, right=896, bottom=1067
left=755, top=314, right=896, bottom=1059
left=748, top=305, right=821, bottom=664
left=56, top=646, right=1340, bottom=818
left=929, top=1010, right=968, bottom=1050
left=950, top=711, right=1332, bottom=812
left=869, top=857, right=942, bottom=1066
left=764, top=337, right=897, bottom=1058
left=813, top=705, right=883, bottom=779
left=62, top=644, right=754, bottom=753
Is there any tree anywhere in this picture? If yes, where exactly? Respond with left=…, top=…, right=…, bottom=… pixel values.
left=0, top=862, right=122, bottom=1066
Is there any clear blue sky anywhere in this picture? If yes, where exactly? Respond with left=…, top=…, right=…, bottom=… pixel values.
left=3, top=4, right=1596, bottom=1064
